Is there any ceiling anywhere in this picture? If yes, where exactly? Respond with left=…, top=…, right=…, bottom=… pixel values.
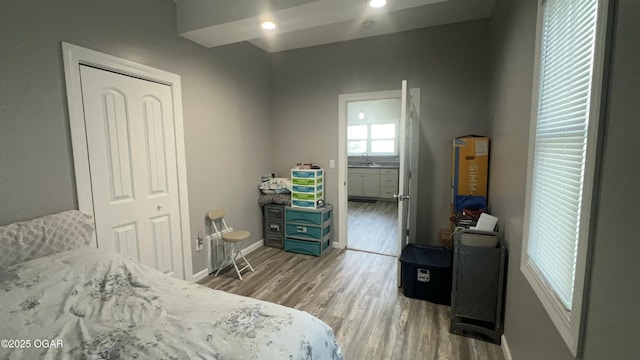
left=176, top=0, right=495, bottom=53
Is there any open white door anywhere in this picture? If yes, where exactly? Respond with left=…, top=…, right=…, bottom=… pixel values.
left=395, top=80, right=412, bottom=287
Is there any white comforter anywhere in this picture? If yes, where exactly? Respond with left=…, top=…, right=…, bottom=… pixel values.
left=0, top=248, right=343, bottom=360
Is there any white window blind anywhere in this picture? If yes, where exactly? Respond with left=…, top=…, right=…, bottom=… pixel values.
left=527, top=0, right=598, bottom=310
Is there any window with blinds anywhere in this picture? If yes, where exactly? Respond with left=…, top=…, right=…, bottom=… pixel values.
left=528, top=0, right=598, bottom=310
left=523, top=0, right=608, bottom=355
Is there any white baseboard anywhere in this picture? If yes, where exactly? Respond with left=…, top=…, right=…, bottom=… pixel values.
left=192, top=268, right=209, bottom=282
left=192, top=239, right=263, bottom=282
left=501, top=334, right=513, bottom=360
left=242, top=239, right=264, bottom=256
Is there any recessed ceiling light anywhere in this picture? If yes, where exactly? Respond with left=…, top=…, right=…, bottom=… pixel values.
left=260, top=20, right=277, bottom=31
left=368, top=0, right=387, bottom=8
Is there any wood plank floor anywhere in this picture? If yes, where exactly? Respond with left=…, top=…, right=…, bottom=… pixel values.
left=199, top=246, right=505, bottom=360
left=348, top=200, right=398, bottom=255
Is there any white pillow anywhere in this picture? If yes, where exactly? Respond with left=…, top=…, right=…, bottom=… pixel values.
left=0, top=210, right=94, bottom=270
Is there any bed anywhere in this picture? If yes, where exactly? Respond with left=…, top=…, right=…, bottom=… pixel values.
left=0, top=211, right=343, bottom=360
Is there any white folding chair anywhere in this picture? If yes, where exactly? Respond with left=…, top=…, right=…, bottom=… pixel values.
left=208, top=209, right=255, bottom=280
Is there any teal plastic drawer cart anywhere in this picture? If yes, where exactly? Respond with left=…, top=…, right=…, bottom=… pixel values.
left=284, top=204, right=332, bottom=256
left=290, top=168, right=324, bottom=209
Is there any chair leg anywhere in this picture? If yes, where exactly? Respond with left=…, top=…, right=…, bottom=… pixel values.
left=238, top=250, right=255, bottom=273
left=214, top=241, right=255, bottom=280
left=214, top=242, right=231, bottom=277
left=230, top=244, right=243, bottom=280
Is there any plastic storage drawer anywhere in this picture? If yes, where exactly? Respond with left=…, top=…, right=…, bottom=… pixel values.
left=292, top=192, right=323, bottom=201
left=291, top=169, right=323, bottom=178
left=291, top=199, right=316, bottom=208
left=292, top=178, right=323, bottom=186
left=263, top=204, right=285, bottom=249
left=292, top=184, right=323, bottom=193
left=265, top=233, right=284, bottom=248
left=265, top=221, right=283, bottom=236
left=285, top=208, right=323, bottom=225
left=264, top=205, right=284, bottom=220
left=284, top=237, right=330, bottom=256
left=285, top=223, right=330, bottom=241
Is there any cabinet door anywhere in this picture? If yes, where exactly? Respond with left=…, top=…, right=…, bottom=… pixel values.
left=348, top=172, right=363, bottom=196
left=362, top=173, right=380, bottom=197
left=379, top=169, right=398, bottom=199
left=379, top=186, right=397, bottom=199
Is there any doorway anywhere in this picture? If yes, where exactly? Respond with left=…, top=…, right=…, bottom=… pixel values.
left=337, top=86, right=421, bottom=258
left=345, top=97, right=402, bottom=255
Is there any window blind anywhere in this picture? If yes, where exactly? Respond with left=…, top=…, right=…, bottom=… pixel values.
left=527, top=0, right=598, bottom=310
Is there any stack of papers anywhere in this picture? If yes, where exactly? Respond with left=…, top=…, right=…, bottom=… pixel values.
left=470, top=213, right=498, bottom=232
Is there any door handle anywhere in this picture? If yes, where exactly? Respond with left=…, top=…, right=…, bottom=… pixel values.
left=393, top=194, right=409, bottom=200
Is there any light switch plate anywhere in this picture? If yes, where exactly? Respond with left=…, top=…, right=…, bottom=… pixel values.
left=329, top=159, right=335, bottom=168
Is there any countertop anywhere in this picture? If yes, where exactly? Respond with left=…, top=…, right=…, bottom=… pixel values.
left=348, top=164, right=399, bottom=169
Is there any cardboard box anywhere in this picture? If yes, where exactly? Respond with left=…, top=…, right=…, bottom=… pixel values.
left=451, top=136, right=490, bottom=211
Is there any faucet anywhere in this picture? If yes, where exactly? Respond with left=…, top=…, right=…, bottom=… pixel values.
left=362, top=152, right=370, bottom=165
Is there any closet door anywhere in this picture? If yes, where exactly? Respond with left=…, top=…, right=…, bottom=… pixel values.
left=80, top=65, right=184, bottom=279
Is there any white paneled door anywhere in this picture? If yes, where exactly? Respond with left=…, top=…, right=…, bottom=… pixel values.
left=395, top=80, right=412, bottom=286
left=80, top=65, right=184, bottom=279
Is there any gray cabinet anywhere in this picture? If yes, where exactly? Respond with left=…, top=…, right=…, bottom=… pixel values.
left=263, top=204, right=284, bottom=248
left=348, top=168, right=398, bottom=199
left=348, top=168, right=379, bottom=197
left=379, top=169, right=399, bottom=199
left=347, top=172, right=364, bottom=196
left=362, top=172, right=380, bottom=197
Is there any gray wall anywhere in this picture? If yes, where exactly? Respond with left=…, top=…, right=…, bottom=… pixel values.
left=488, top=0, right=640, bottom=359
left=4, top=2, right=638, bottom=356
left=270, top=20, right=491, bottom=245
left=0, top=0, right=272, bottom=275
